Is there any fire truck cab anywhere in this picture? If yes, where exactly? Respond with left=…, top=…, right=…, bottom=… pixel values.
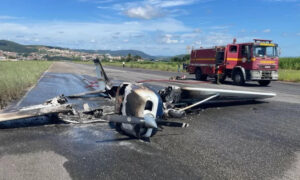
left=187, top=39, right=279, bottom=86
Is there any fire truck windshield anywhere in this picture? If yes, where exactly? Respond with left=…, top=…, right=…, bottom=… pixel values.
left=253, top=46, right=278, bottom=57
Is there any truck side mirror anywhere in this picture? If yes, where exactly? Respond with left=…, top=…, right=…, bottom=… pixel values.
left=278, top=47, right=281, bottom=56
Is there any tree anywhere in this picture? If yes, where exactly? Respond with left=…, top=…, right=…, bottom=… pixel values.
left=170, top=54, right=190, bottom=62
left=133, top=55, right=142, bottom=61
left=126, top=53, right=132, bottom=62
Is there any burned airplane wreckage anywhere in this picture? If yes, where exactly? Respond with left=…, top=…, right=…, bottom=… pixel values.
left=0, top=59, right=276, bottom=140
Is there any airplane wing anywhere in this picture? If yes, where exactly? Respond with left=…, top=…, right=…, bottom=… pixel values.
left=0, top=104, right=72, bottom=123
left=160, top=86, right=276, bottom=118
left=180, top=87, right=276, bottom=101
left=0, top=96, right=73, bottom=123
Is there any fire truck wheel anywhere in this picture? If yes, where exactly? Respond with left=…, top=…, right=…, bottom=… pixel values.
left=233, top=70, right=245, bottom=86
left=195, top=68, right=202, bottom=80
left=195, top=68, right=207, bottom=81
left=258, top=80, right=271, bottom=86
left=200, top=75, right=207, bottom=81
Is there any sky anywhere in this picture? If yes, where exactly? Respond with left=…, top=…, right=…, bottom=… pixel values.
left=0, top=0, right=299, bottom=56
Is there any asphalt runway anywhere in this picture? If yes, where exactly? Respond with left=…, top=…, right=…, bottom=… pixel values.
left=0, top=62, right=300, bottom=180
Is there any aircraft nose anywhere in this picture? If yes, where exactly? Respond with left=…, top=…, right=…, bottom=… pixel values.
left=144, top=114, right=157, bottom=129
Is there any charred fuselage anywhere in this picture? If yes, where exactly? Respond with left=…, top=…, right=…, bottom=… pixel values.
left=114, top=83, right=163, bottom=138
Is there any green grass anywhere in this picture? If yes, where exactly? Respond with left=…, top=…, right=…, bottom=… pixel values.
left=75, top=61, right=181, bottom=72
left=104, top=61, right=180, bottom=71
left=0, top=60, right=52, bottom=109
left=278, top=69, right=300, bottom=82
left=279, top=57, right=300, bottom=70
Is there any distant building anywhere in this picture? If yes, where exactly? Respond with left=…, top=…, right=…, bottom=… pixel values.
left=111, top=56, right=122, bottom=61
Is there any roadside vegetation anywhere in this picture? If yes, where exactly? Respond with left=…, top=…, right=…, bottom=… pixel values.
left=76, top=54, right=190, bottom=72
left=279, top=57, right=300, bottom=82
left=279, top=57, right=300, bottom=70
left=278, top=69, right=300, bottom=82
left=98, top=56, right=300, bottom=82
left=0, top=61, right=52, bottom=109
left=103, top=61, right=181, bottom=71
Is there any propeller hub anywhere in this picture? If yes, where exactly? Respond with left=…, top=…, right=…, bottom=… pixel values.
left=144, top=113, right=157, bottom=129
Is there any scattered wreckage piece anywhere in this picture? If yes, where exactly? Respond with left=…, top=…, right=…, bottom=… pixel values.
left=0, top=96, right=72, bottom=123
left=0, top=59, right=276, bottom=140
left=169, top=75, right=186, bottom=80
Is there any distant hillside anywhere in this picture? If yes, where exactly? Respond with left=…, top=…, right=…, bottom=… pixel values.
left=28, top=45, right=68, bottom=50
left=0, top=40, right=37, bottom=54
left=75, top=49, right=155, bottom=60
left=0, top=40, right=156, bottom=59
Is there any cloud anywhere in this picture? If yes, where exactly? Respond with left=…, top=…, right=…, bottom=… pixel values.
left=0, top=20, right=257, bottom=56
left=0, top=16, right=22, bottom=20
left=0, top=19, right=190, bottom=55
left=194, top=41, right=202, bottom=45
left=210, top=25, right=231, bottom=30
left=240, top=29, right=246, bottom=33
left=161, top=34, right=179, bottom=44
left=263, top=29, right=271, bottom=33
left=124, top=5, right=163, bottom=19
left=148, top=0, right=197, bottom=8
left=181, top=33, right=198, bottom=39
left=101, top=0, right=200, bottom=19
left=296, top=32, right=300, bottom=36
left=193, top=28, right=202, bottom=33
left=188, top=32, right=255, bottom=49
left=97, top=6, right=111, bottom=9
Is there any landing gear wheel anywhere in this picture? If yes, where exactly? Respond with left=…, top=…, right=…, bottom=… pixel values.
left=195, top=68, right=207, bottom=81
left=258, top=80, right=271, bottom=86
left=233, top=71, right=245, bottom=86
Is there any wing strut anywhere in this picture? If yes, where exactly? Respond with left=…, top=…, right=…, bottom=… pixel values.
left=167, top=94, right=219, bottom=118
left=179, top=93, right=219, bottom=111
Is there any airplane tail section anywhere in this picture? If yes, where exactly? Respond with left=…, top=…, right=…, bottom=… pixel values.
left=93, top=58, right=111, bottom=90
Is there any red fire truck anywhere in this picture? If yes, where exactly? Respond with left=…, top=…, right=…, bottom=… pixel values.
left=187, top=39, right=279, bottom=86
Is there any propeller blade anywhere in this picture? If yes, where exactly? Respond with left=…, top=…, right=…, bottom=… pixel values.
left=102, top=115, right=157, bottom=129
left=157, top=120, right=189, bottom=128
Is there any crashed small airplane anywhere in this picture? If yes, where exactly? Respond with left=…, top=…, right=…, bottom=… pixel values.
left=0, top=59, right=276, bottom=140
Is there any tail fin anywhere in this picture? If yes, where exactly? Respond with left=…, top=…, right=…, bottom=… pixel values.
left=93, top=58, right=111, bottom=90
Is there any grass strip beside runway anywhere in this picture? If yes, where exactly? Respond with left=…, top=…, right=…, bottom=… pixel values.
left=0, top=61, right=52, bottom=109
